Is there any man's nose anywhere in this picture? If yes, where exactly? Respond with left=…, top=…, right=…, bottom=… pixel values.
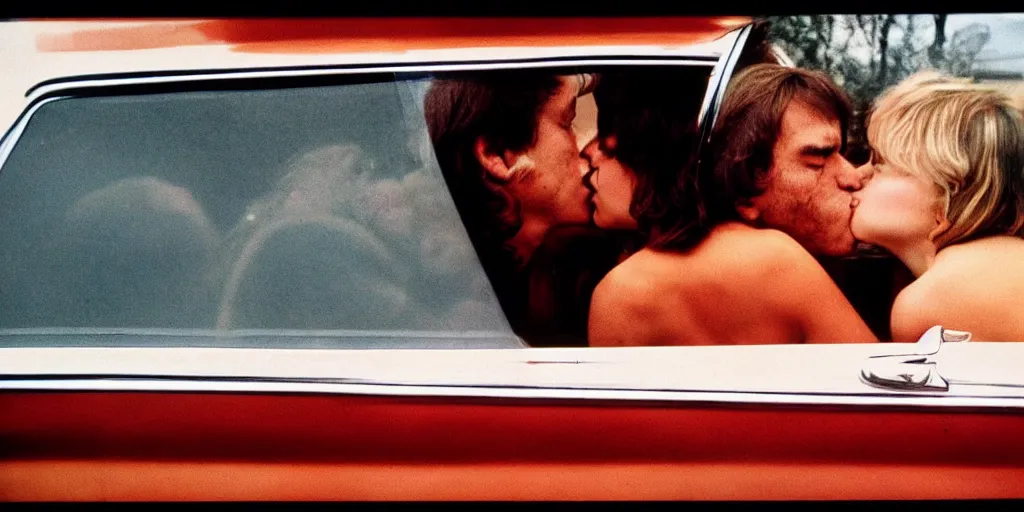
left=837, top=156, right=874, bottom=191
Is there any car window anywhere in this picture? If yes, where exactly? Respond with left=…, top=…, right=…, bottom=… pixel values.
left=0, top=76, right=516, bottom=348
left=421, top=65, right=714, bottom=347
left=0, top=64, right=718, bottom=349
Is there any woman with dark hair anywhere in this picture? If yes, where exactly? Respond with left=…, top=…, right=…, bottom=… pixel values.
left=583, top=68, right=877, bottom=346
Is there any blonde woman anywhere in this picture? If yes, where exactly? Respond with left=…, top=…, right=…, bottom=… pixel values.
left=851, top=71, right=1024, bottom=342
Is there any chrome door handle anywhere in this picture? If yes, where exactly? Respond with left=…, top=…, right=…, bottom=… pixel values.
left=860, top=325, right=972, bottom=392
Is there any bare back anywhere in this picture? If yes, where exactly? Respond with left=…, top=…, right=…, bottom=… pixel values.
left=588, top=223, right=877, bottom=346
left=891, top=236, right=1024, bottom=342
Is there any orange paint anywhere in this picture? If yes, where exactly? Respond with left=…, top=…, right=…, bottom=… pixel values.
left=34, top=18, right=750, bottom=54
left=4, top=461, right=1023, bottom=501
left=2, top=391, right=1024, bottom=500
left=36, top=21, right=209, bottom=52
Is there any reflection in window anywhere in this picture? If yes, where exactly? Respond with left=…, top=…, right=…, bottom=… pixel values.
left=0, top=79, right=512, bottom=346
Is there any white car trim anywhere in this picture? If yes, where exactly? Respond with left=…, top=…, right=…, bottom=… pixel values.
left=2, top=343, right=1023, bottom=408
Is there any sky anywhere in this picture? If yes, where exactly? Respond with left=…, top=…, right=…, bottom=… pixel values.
left=950, top=13, right=1024, bottom=74
left=780, top=13, right=1024, bottom=86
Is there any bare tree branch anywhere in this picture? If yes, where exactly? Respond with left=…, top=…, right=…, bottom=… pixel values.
left=929, top=14, right=948, bottom=68
left=878, top=15, right=896, bottom=84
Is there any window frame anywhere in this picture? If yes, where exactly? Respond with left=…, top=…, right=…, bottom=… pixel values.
left=2, top=25, right=1022, bottom=413
left=0, top=56, right=725, bottom=348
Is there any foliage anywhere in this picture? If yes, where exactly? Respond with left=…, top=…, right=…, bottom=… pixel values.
left=764, top=14, right=991, bottom=162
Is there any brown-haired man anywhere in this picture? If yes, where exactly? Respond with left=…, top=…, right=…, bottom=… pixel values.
left=706, top=63, right=875, bottom=256
left=708, top=63, right=898, bottom=338
left=584, top=63, right=879, bottom=346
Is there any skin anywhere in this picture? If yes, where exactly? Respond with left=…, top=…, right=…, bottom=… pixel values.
left=588, top=222, right=878, bottom=346
left=580, top=135, right=638, bottom=230
left=887, top=237, right=1024, bottom=343
left=738, top=100, right=873, bottom=257
left=581, top=109, right=878, bottom=345
left=849, top=158, right=945, bottom=277
left=852, top=158, right=1024, bottom=342
left=475, top=76, right=591, bottom=264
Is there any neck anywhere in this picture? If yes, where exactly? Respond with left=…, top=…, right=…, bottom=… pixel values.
left=885, top=238, right=939, bottom=277
left=507, top=214, right=554, bottom=268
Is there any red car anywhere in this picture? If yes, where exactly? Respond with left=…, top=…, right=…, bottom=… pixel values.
left=1, top=17, right=1023, bottom=501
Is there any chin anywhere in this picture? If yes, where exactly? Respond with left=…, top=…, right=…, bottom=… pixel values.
left=591, top=212, right=617, bottom=230
left=850, top=223, right=879, bottom=250
left=815, top=233, right=859, bottom=258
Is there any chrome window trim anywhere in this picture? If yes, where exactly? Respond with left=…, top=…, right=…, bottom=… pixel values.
left=24, top=58, right=720, bottom=104
left=25, top=56, right=720, bottom=99
left=700, top=23, right=752, bottom=135
left=3, top=377, right=1024, bottom=411
left=0, top=327, right=519, bottom=338
left=0, top=328, right=528, bottom=350
left=1, top=56, right=721, bottom=177
left=0, top=96, right=65, bottom=172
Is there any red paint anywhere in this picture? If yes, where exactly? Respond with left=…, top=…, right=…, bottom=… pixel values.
left=33, top=18, right=749, bottom=54
left=2, top=391, right=1023, bottom=499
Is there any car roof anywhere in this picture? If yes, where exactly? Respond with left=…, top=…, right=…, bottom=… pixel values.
left=27, top=17, right=749, bottom=53
left=0, top=18, right=748, bottom=140
left=5, top=18, right=747, bottom=80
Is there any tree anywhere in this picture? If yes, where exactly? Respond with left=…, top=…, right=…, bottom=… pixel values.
left=765, top=14, right=992, bottom=163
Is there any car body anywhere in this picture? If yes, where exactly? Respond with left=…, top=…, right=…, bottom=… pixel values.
left=1, top=17, right=1023, bottom=501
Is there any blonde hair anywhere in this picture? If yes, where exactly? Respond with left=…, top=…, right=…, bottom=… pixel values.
left=866, top=71, right=1024, bottom=248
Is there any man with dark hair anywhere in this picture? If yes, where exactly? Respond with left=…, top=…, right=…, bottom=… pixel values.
left=582, top=64, right=878, bottom=346
left=705, top=63, right=874, bottom=256
left=424, top=71, right=623, bottom=346
left=709, top=63, right=902, bottom=339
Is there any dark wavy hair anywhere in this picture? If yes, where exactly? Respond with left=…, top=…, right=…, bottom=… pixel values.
left=703, top=63, right=853, bottom=220
left=424, top=71, right=562, bottom=267
left=592, top=67, right=710, bottom=251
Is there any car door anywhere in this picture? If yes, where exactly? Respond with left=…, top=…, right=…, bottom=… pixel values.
left=2, top=18, right=1024, bottom=501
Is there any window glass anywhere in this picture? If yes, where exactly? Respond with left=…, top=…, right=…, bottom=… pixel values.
left=0, top=77, right=516, bottom=348
left=420, top=65, right=714, bottom=347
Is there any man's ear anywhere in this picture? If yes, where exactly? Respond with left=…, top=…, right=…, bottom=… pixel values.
left=735, top=198, right=761, bottom=223
left=474, top=137, right=515, bottom=182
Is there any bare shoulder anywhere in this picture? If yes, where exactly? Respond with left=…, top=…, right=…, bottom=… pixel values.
left=889, top=279, right=941, bottom=343
left=590, top=251, right=661, bottom=313
left=892, top=237, right=1024, bottom=341
left=932, top=237, right=1024, bottom=277
left=707, top=225, right=823, bottom=281
left=923, top=237, right=1024, bottom=304
left=890, top=252, right=1003, bottom=342
left=588, top=253, right=658, bottom=347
